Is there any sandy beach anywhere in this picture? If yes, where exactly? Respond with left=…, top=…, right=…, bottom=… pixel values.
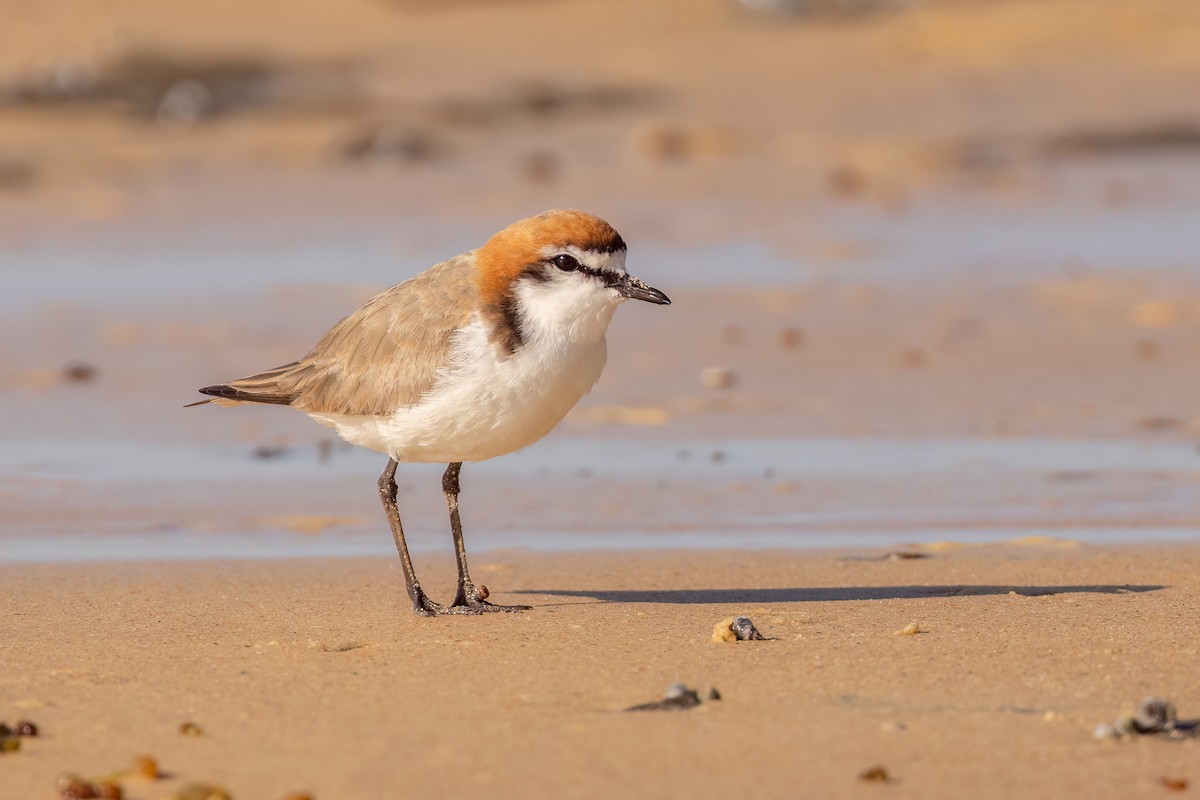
left=3, top=545, right=1198, bottom=799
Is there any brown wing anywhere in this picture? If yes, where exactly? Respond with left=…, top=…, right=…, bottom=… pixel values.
left=195, top=252, right=478, bottom=416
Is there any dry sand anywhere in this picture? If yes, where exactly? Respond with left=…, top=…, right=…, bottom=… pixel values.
left=2, top=545, right=1198, bottom=799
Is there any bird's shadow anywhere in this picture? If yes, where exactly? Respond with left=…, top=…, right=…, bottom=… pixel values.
left=513, top=584, right=1164, bottom=605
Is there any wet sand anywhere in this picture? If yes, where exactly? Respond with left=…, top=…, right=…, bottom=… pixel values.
left=2, top=545, right=1198, bottom=799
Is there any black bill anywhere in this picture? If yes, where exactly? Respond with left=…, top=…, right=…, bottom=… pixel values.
left=617, top=275, right=671, bottom=305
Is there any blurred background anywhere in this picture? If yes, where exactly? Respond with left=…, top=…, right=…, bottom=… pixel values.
left=4, top=0, right=1200, bottom=558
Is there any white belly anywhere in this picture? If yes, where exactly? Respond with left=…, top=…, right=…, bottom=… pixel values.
left=308, top=319, right=608, bottom=463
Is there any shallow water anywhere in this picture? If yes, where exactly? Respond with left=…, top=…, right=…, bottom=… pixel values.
left=2, top=436, right=1197, bottom=561
left=6, top=161, right=1200, bottom=562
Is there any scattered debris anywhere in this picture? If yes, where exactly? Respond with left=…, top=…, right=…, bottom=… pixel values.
left=894, top=622, right=922, bottom=636
left=899, top=348, right=928, bottom=369
left=1044, top=122, right=1200, bottom=158
left=778, top=327, right=805, bottom=350
left=827, top=164, right=867, bottom=198
left=172, top=785, right=232, bottom=800
left=888, top=551, right=930, bottom=561
left=712, top=616, right=768, bottom=642
left=858, top=765, right=892, bottom=783
left=707, top=687, right=722, bottom=701
left=57, top=773, right=123, bottom=799
left=179, top=721, right=203, bottom=737
left=133, top=755, right=160, bottom=779
left=252, top=444, right=290, bottom=460
left=62, top=362, right=98, bottom=384
left=842, top=551, right=932, bottom=563
left=0, top=159, right=37, bottom=191
left=700, top=366, right=738, bottom=390
left=437, top=83, right=658, bottom=129
left=520, top=151, right=559, bottom=183
left=15, top=720, right=37, bottom=736
left=634, top=123, right=737, bottom=161
left=340, top=125, right=445, bottom=163
left=625, top=683, right=707, bottom=712
left=0, top=50, right=358, bottom=124
left=736, top=0, right=915, bottom=18
left=0, top=718, right=38, bottom=753
left=730, top=616, right=766, bottom=640
left=1094, top=697, right=1200, bottom=740
left=1160, top=777, right=1189, bottom=791
left=1137, top=417, right=1186, bottom=434
left=1135, top=339, right=1161, bottom=361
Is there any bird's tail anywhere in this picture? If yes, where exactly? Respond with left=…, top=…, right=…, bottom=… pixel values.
left=186, top=362, right=304, bottom=408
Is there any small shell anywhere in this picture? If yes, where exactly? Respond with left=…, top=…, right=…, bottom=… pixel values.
left=179, top=721, right=203, bottom=737
left=476, top=585, right=490, bottom=600
left=858, top=765, right=891, bottom=782
left=660, top=683, right=683, bottom=698
left=1134, top=697, right=1177, bottom=733
left=133, top=755, right=159, bottom=779
left=894, top=622, right=921, bottom=636
left=731, top=616, right=766, bottom=640
left=713, top=616, right=767, bottom=642
left=14, top=720, right=38, bottom=736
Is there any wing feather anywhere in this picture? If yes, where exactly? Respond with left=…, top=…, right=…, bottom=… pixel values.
left=197, top=253, right=478, bottom=416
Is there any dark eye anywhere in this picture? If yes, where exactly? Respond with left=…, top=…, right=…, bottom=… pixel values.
left=551, top=254, right=579, bottom=272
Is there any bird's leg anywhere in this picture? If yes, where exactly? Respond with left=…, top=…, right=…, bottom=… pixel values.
left=378, top=458, right=445, bottom=616
left=444, top=462, right=531, bottom=613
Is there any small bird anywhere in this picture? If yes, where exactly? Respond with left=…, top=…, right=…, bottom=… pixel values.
left=189, top=210, right=670, bottom=615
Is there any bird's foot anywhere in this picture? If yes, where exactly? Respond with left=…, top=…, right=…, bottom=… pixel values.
left=450, top=583, right=531, bottom=614
left=410, top=591, right=449, bottom=617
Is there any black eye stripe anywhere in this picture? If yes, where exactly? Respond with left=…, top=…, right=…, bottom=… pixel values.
left=544, top=253, right=624, bottom=286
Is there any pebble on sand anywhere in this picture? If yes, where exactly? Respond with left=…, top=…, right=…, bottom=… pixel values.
left=1094, top=697, right=1198, bottom=739
left=858, top=765, right=891, bottom=783
left=894, top=622, right=922, bottom=636
left=625, top=683, right=705, bottom=712
left=712, top=616, right=766, bottom=642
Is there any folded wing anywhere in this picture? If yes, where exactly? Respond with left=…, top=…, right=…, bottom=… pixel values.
left=192, top=253, right=478, bottom=417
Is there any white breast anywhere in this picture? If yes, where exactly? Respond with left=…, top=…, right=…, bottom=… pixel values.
left=308, top=311, right=611, bottom=463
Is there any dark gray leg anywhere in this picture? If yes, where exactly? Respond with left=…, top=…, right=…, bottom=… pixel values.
left=444, top=462, right=531, bottom=613
left=378, top=458, right=444, bottom=616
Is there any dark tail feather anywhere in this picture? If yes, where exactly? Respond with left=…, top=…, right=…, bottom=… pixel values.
left=187, top=361, right=305, bottom=408
left=190, top=382, right=297, bottom=407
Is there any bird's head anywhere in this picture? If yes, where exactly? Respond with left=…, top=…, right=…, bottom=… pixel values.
left=474, top=210, right=670, bottom=350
